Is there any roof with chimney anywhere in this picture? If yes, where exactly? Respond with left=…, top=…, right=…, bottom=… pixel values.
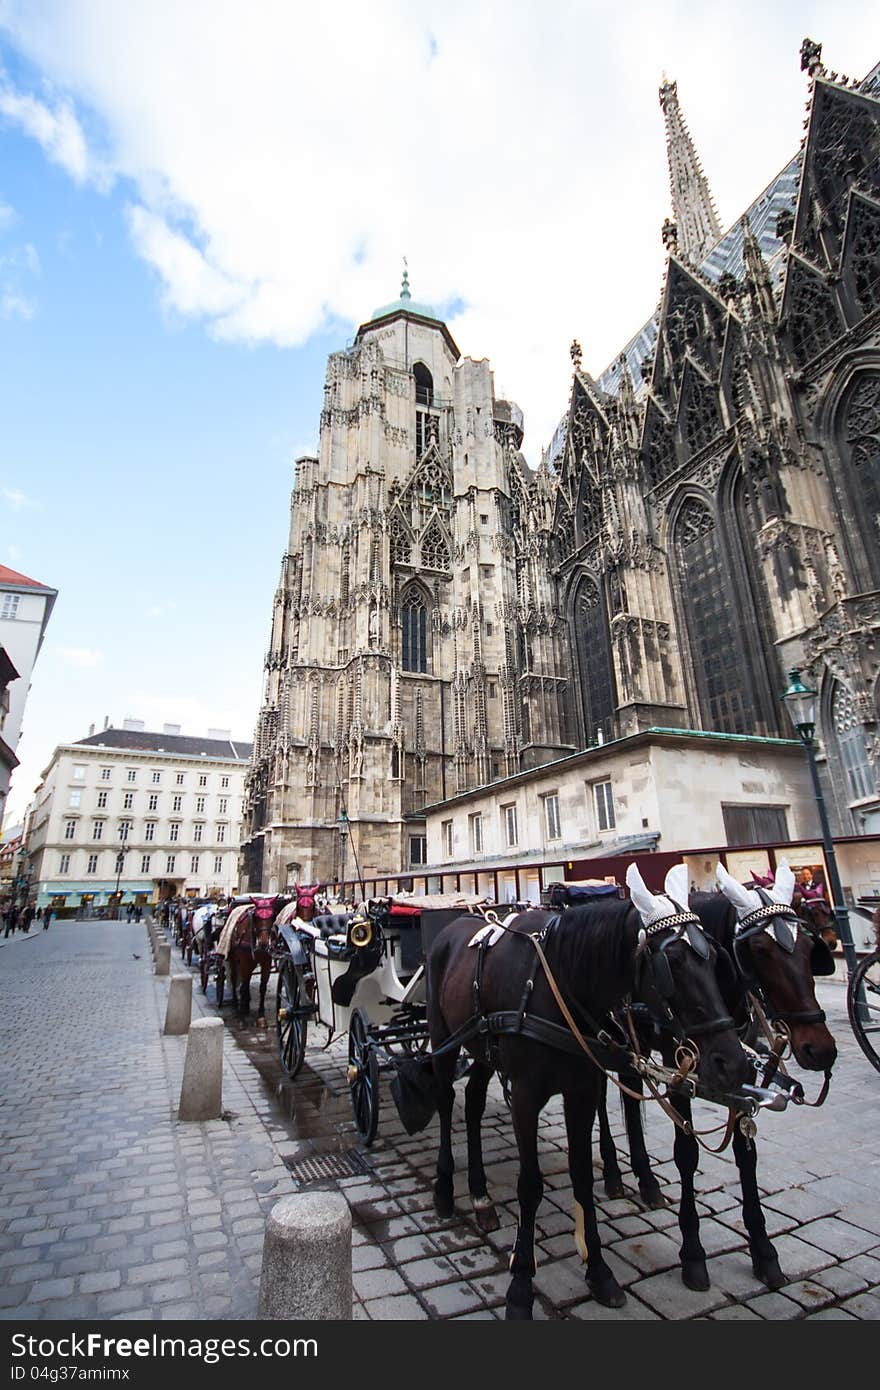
left=75, top=727, right=253, bottom=761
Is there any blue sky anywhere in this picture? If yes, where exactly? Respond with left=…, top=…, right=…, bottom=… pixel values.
left=1, top=1, right=878, bottom=824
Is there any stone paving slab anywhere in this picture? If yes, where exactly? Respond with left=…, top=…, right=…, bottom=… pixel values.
left=0, top=921, right=878, bottom=1320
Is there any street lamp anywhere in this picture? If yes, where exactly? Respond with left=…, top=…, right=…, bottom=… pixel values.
left=338, top=810, right=349, bottom=898
left=780, top=668, right=863, bottom=998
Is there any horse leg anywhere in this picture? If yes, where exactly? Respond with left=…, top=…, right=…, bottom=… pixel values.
left=464, top=1062, right=499, bottom=1232
left=595, top=1076, right=625, bottom=1199
left=620, top=1071, right=666, bottom=1209
left=432, top=1050, right=458, bottom=1220
left=566, top=1087, right=625, bottom=1306
left=732, top=1126, right=784, bottom=1289
left=669, top=1093, right=709, bottom=1290
left=506, top=1083, right=544, bottom=1320
left=256, top=957, right=270, bottom=1030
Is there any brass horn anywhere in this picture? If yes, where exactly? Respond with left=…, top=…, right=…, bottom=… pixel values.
left=349, top=917, right=373, bottom=948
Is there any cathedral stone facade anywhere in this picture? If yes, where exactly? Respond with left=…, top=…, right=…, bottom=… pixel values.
left=242, top=40, right=880, bottom=892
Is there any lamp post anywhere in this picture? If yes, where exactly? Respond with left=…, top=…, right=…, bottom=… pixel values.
left=780, top=670, right=865, bottom=1005
left=338, top=811, right=349, bottom=899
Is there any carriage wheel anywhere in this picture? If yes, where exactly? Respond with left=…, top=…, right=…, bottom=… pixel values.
left=348, top=1008, right=380, bottom=1146
left=847, top=950, right=880, bottom=1075
left=277, top=960, right=308, bottom=1079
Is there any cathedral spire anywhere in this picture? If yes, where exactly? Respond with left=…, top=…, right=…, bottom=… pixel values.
left=659, top=76, right=722, bottom=264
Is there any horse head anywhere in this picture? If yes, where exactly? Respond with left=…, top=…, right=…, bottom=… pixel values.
left=716, top=860, right=836, bottom=1072
left=626, top=863, right=750, bottom=1095
left=294, top=882, right=322, bottom=922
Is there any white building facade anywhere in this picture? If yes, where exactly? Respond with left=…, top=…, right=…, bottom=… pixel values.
left=25, top=723, right=251, bottom=913
left=0, top=564, right=57, bottom=826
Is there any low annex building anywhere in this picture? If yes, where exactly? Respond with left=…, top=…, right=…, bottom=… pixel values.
left=25, top=722, right=252, bottom=913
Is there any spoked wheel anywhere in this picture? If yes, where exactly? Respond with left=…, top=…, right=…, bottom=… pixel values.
left=847, top=950, right=880, bottom=1074
left=277, top=959, right=308, bottom=1079
left=348, top=1008, right=380, bottom=1146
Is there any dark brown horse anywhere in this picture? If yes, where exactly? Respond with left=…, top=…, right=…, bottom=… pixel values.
left=426, top=864, right=750, bottom=1318
left=594, top=860, right=837, bottom=1291
left=226, top=895, right=284, bottom=1027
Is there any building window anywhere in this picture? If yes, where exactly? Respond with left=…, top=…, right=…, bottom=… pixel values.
left=141, top=855, right=151, bottom=874
left=176, top=773, right=185, bottom=785
left=97, top=791, right=108, bottom=809
left=59, top=853, right=70, bottom=874
left=469, top=813, right=483, bottom=855
left=193, top=824, right=203, bottom=843
left=92, top=820, right=104, bottom=841
left=442, top=820, right=454, bottom=858
left=485, top=622, right=493, bottom=637
left=488, top=682, right=497, bottom=698
left=100, top=768, right=111, bottom=781
left=480, top=564, right=494, bottom=581
left=218, top=797, right=228, bottom=814
left=127, top=769, right=137, bottom=783
left=572, top=574, right=617, bottom=746
left=721, top=804, right=789, bottom=845
left=118, top=820, right=131, bottom=842
left=166, top=855, right=176, bottom=874
left=145, top=822, right=156, bottom=842
left=148, top=794, right=158, bottom=811
left=1, top=593, right=20, bottom=620
left=502, top=803, right=518, bottom=847
left=196, top=796, right=206, bottom=814
left=169, top=823, right=180, bottom=843
left=216, top=824, right=226, bottom=844
left=480, top=514, right=488, bottom=525
left=87, top=854, right=98, bottom=874
left=221, top=776, right=229, bottom=789
left=64, top=819, right=76, bottom=841
left=543, top=793, right=561, bottom=842
left=832, top=683, right=874, bottom=801
left=214, top=855, right=223, bottom=874
left=172, top=795, right=182, bottom=813
left=409, top=836, right=427, bottom=866
left=123, top=792, right=133, bottom=810
left=72, top=764, right=86, bottom=781
left=151, top=771, right=161, bottom=784
left=401, top=586, right=429, bottom=673
left=199, top=774, right=207, bottom=788
left=593, top=780, right=615, bottom=832
left=68, top=790, right=82, bottom=809
left=190, top=855, right=200, bottom=874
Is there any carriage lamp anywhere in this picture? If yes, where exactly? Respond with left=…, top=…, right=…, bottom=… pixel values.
left=780, top=669, right=865, bottom=1014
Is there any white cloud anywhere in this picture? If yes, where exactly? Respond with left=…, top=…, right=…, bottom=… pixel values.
left=57, top=646, right=105, bottom=669
left=0, top=196, right=15, bottom=227
left=0, top=289, right=34, bottom=319
left=0, top=1, right=877, bottom=450
left=2, top=485, right=37, bottom=509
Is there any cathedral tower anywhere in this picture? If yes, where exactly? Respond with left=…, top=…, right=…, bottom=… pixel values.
left=241, top=274, right=571, bottom=891
left=659, top=77, right=722, bottom=263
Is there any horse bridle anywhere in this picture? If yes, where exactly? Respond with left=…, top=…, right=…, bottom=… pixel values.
left=634, top=913, right=736, bottom=1046
left=733, top=891, right=830, bottom=1027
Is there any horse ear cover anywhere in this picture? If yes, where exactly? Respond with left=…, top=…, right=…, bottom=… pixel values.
left=770, top=859, right=796, bottom=908
left=716, top=862, right=760, bottom=916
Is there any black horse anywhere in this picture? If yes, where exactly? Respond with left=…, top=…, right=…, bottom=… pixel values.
left=593, top=861, right=837, bottom=1292
left=425, top=864, right=750, bottom=1319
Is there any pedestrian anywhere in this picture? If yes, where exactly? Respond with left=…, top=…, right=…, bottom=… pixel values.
left=43, top=907, right=52, bottom=930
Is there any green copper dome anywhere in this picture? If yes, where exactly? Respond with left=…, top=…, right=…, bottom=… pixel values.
left=370, top=264, right=441, bottom=323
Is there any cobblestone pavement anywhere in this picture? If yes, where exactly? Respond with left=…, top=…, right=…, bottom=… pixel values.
left=0, top=920, right=878, bottom=1321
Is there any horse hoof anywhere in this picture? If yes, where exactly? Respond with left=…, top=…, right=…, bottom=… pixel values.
left=505, top=1299, right=534, bottom=1320
left=473, top=1203, right=500, bottom=1234
left=603, top=1178, right=626, bottom=1200
left=433, top=1192, right=455, bottom=1221
left=640, top=1185, right=668, bottom=1210
left=587, top=1273, right=625, bottom=1308
left=752, top=1256, right=785, bottom=1290
left=681, top=1260, right=710, bottom=1292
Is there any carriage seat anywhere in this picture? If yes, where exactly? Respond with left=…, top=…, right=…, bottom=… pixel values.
left=311, top=912, right=352, bottom=945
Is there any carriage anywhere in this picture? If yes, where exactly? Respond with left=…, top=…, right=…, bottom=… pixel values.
left=273, top=891, right=495, bottom=1144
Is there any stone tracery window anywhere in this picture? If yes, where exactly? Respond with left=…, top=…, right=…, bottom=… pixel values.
left=832, top=683, right=874, bottom=801
left=401, top=586, right=429, bottom=673
left=420, top=517, right=450, bottom=572
left=389, top=510, right=411, bottom=565
left=840, top=372, right=880, bottom=589
left=571, top=574, right=616, bottom=745
left=785, top=260, right=843, bottom=368
left=675, top=497, right=756, bottom=735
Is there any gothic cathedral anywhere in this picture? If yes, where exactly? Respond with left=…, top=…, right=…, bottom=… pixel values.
left=242, top=40, right=880, bottom=891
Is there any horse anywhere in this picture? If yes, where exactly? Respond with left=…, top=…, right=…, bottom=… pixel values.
left=425, top=863, right=750, bottom=1319
left=225, top=894, right=288, bottom=1028
left=593, top=860, right=837, bottom=1292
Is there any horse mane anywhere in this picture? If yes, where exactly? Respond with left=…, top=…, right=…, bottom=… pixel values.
left=690, top=891, right=735, bottom=952
left=547, top=899, right=638, bottom=997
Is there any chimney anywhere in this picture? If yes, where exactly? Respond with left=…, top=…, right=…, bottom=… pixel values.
left=103, top=716, right=109, bottom=730
left=208, top=728, right=231, bottom=740
left=162, top=723, right=181, bottom=736
left=122, top=718, right=145, bottom=732
left=88, top=723, right=95, bottom=737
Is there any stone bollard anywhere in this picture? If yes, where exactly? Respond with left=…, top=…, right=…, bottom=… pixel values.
left=155, top=942, right=171, bottom=976
left=164, top=973, right=192, bottom=1036
left=178, top=1017, right=223, bottom=1121
left=257, top=1193, right=352, bottom=1320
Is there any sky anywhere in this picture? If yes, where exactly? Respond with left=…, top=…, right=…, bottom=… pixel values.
left=1, top=0, right=878, bottom=827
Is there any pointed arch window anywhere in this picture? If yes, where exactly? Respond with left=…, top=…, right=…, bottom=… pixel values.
left=571, top=574, right=616, bottom=745
left=420, top=518, right=450, bottom=572
left=675, top=497, right=756, bottom=734
left=401, top=586, right=430, bottom=673
left=832, top=683, right=874, bottom=801
left=840, top=373, right=880, bottom=589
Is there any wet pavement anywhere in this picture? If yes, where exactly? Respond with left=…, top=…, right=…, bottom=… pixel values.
left=1, top=919, right=879, bottom=1320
